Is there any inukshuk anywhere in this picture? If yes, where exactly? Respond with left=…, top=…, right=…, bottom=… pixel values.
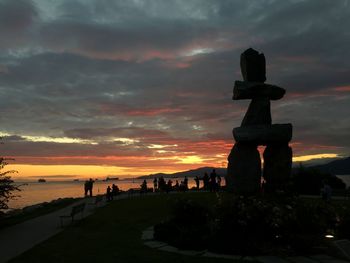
left=226, top=48, right=293, bottom=194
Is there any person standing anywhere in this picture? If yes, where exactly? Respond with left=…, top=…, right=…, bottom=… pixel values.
left=112, top=184, right=119, bottom=196
left=141, top=179, right=147, bottom=193
left=203, top=172, right=209, bottom=190
left=209, top=169, right=217, bottom=192
left=153, top=178, right=158, bottom=192
left=106, top=186, right=112, bottom=201
left=88, top=178, right=94, bottom=197
left=194, top=176, right=200, bottom=190
left=84, top=180, right=89, bottom=196
left=183, top=176, right=188, bottom=191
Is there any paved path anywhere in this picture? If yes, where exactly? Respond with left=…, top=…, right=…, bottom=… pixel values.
left=0, top=194, right=118, bottom=263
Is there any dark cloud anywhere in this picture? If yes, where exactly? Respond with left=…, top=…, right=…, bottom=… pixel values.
left=0, top=0, right=38, bottom=48
left=0, top=0, right=349, bottom=170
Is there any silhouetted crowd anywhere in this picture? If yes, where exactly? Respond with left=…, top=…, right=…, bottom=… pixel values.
left=151, top=169, right=222, bottom=193
left=106, top=183, right=120, bottom=201
left=152, top=176, right=189, bottom=193
left=85, top=169, right=222, bottom=202
left=195, top=169, right=222, bottom=192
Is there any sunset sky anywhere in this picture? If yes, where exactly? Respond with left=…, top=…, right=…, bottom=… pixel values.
left=0, top=0, right=349, bottom=179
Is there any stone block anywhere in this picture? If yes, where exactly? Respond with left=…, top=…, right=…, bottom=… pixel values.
left=233, top=81, right=285, bottom=100
left=233, top=124, right=293, bottom=144
left=263, top=143, right=292, bottom=192
left=240, top=48, right=266, bottom=82
left=226, top=142, right=261, bottom=194
left=241, top=97, right=271, bottom=126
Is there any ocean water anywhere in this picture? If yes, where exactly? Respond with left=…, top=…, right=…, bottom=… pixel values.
left=8, top=178, right=201, bottom=210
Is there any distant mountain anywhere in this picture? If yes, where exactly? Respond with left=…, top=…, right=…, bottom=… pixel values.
left=137, top=167, right=226, bottom=179
left=310, top=157, right=350, bottom=175
left=137, top=156, right=350, bottom=180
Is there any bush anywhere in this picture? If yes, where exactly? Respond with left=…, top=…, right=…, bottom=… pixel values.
left=154, top=199, right=211, bottom=249
left=291, top=165, right=346, bottom=195
left=154, top=195, right=340, bottom=256
left=0, top=157, right=19, bottom=211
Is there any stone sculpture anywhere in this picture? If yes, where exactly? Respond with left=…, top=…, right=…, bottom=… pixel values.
left=226, top=48, right=293, bottom=194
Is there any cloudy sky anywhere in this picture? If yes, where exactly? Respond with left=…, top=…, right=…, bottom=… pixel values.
left=0, top=0, right=349, bottom=178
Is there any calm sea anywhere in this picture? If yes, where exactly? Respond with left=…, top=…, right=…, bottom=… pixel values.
left=8, top=178, right=200, bottom=210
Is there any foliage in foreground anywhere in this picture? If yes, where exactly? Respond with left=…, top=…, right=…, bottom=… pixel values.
left=154, top=194, right=349, bottom=256
left=291, top=164, right=346, bottom=195
left=0, top=157, right=19, bottom=211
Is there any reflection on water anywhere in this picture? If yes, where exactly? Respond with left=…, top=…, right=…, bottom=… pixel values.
left=8, top=178, right=201, bottom=209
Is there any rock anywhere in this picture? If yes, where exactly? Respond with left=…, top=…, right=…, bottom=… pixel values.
left=233, top=81, right=285, bottom=100
left=241, top=97, right=271, bottom=126
left=233, top=124, right=293, bottom=144
left=240, top=48, right=266, bottom=82
left=263, top=143, right=292, bottom=192
left=226, top=142, right=261, bottom=194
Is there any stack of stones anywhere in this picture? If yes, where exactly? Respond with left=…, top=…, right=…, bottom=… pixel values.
left=226, top=48, right=293, bottom=195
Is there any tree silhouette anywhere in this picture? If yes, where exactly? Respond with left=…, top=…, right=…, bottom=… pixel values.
left=0, top=141, right=19, bottom=211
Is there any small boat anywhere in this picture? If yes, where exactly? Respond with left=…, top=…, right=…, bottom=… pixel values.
left=104, top=176, right=119, bottom=181
left=38, top=179, right=46, bottom=183
left=73, top=179, right=79, bottom=182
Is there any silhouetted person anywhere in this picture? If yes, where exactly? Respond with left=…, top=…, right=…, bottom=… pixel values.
left=153, top=178, right=158, bottom=192
left=166, top=179, right=173, bottom=193
left=112, top=184, right=119, bottom=196
left=88, top=178, right=94, bottom=197
left=106, top=186, right=112, bottom=201
left=174, top=180, right=179, bottom=191
left=84, top=180, right=89, bottom=196
left=203, top=172, right=209, bottom=190
left=183, top=176, right=188, bottom=191
left=158, top=176, right=166, bottom=192
left=141, top=179, right=147, bottom=193
left=209, top=169, right=217, bottom=192
left=194, top=176, right=200, bottom=190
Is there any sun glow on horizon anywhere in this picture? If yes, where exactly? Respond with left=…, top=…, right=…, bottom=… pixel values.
left=292, top=153, right=339, bottom=162
left=5, top=152, right=343, bottom=181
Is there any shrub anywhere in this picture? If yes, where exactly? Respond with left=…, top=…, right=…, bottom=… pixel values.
left=154, top=194, right=340, bottom=255
left=0, top=157, right=19, bottom=211
left=291, top=165, right=346, bottom=195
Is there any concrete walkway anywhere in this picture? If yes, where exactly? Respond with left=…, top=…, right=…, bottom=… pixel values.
left=0, top=194, right=116, bottom=263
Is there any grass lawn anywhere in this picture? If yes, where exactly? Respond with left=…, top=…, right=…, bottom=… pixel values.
left=10, top=192, right=250, bottom=263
